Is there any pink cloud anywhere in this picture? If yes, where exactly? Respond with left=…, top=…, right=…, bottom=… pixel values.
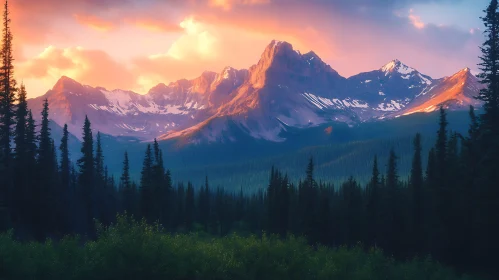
left=18, top=46, right=136, bottom=94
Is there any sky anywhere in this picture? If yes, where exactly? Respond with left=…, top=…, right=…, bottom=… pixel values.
left=9, top=0, right=488, bottom=98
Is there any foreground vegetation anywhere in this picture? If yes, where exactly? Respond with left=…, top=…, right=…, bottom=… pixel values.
left=0, top=216, right=479, bottom=280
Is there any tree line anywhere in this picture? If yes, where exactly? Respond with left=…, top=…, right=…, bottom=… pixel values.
left=1, top=0, right=499, bottom=278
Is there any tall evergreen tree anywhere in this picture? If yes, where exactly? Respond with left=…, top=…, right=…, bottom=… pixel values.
left=94, top=132, right=104, bottom=182
left=25, top=110, right=36, bottom=167
left=12, top=83, right=27, bottom=225
left=0, top=0, right=15, bottom=231
left=0, top=0, right=16, bottom=170
left=77, top=116, right=95, bottom=234
left=185, top=182, right=195, bottom=231
left=384, top=148, right=405, bottom=257
left=478, top=0, right=499, bottom=127
left=366, top=155, right=381, bottom=247
left=33, top=99, right=54, bottom=240
left=435, top=106, right=448, bottom=179
left=472, top=0, right=499, bottom=271
left=120, top=151, right=134, bottom=215
left=140, top=144, right=154, bottom=222
left=38, top=99, right=52, bottom=167
left=13, top=83, right=27, bottom=162
left=60, top=124, right=70, bottom=189
left=409, top=133, right=424, bottom=254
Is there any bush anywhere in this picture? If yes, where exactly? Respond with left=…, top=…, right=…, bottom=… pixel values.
left=0, top=216, right=479, bottom=280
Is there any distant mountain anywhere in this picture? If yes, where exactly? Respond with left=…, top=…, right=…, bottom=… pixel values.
left=397, top=68, right=483, bottom=116
left=28, top=67, right=247, bottom=140
left=28, top=40, right=483, bottom=143
left=345, top=59, right=433, bottom=119
left=158, top=41, right=481, bottom=144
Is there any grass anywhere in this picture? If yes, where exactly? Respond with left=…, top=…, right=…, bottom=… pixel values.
left=0, top=216, right=480, bottom=280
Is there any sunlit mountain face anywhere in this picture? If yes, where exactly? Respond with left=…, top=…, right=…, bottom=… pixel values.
left=27, top=40, right=483, bottom=144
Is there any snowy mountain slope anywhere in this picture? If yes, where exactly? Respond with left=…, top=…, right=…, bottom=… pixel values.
left=344, top=59, right=434, bottom=119
left=28, top=67, right=247, bottom=140
left=28, top=40, right=483, bottom=144
left=158, top=41, right=480, bottom=145
left=398, top=68, right=484, bottom=116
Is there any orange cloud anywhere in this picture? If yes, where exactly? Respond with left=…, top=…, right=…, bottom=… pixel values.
left=131, top=16, right=298, bottom=91
left=127, top=18, right=183, bottom=33
left=210, top=0, right=270, bottom=10
left=18, top=46, right=135, bottom=96
left=73, top=14, right=115, bottom=32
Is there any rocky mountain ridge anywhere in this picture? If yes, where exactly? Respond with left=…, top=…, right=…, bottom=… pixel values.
left=27, top=40, right=484, bottom=143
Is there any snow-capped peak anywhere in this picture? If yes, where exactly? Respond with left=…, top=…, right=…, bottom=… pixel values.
left=380, top=59, right=416, bottom=76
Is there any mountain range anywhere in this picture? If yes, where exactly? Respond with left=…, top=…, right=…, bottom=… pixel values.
left=27, top=40, right=484, bottom=144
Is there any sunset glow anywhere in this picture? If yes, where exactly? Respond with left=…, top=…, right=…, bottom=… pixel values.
left=11, top=0, right=486, bottom=98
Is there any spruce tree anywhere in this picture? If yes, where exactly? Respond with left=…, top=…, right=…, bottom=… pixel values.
left=185, top=182, right=195, bottom=230
left=23, top=110, right=37, bottom=233
left=77, top=115, right=95, bottom=234
left=478, top=0, right=499, bottom=127
left=410, top=133, right=424, bottom=254
left=120, top=151, right=133, bottom=215
left=13, top=83, right=27, bottom=163
left=120, top=151, right=131, bottom=190
left=366, top=155, right=381, bottom=247
left=140, top=144, right=154, bottom=222
left=33, top=99, right=53, bottom=239
left=0, top=0, right=16, bottom=230
left=475, top=0, right=499, bottom=269
left=12, top=83, right=27, bottom=225
left=435, top=106, right=448, bottom=179
left=25, top=110, right=36, bottom=167
left=384, top=148, right=405, bottom=257
left=305, top=156, right=315, bottom=188
left=0, top=0, right=16, bottom=170
left=94, top=132, right=104, bottom=182
left=38, top=99, right=52, bottom=168
left=60, top=124, right=70, bottom=189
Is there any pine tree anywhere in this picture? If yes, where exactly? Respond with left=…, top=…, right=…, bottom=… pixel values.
left=185, top=182, right=195, bottom=231
left=366, top=155, right=381, bottom=247
left=199, top=176, right=211, bottom=232
left=23, top=110, right=37, bottom=233
left=478, top=0, right=499, bottom=128
left=410, top=133, right=424, bottom=254
left=278, top=173, right=289, bottom=238
left=120, top=151, right=134, bottom=215
left=305, top=156, right=315, bottom=188
left=384, top=148, right=405, bottom=256
left=12, top=83, right=27, bottom=226
left=120, top=151, right=131, bottom=189
left=33, top=99, right=54, bottom=240
left=77, top=115, right=95, bottom=234
left=140, top=144, right=154, bottom=222
left=475, top=0, right=499, bottom=270
left=435, top=107, right=448, bottom=180
left=25, top=110, right=36, bottom=167
left=60, top=124, right=70, bottom=189
left=38, top=99, right=52, bottom=168
left=0, top=0, right=16, bottom=170
left=0, top=0, right=16, bottom=232
left=94, top=132, right=104, bottom=182
left=13, top=83, right=27, bottom=162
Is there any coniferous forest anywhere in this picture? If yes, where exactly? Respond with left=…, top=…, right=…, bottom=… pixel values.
left=1, top=1, right=499, bottom=279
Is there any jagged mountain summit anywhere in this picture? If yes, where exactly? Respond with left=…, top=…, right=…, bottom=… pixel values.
left=28, top=40, right=482, bottom=142
left=398, top=67, right=483, bottom=116
left=28, top=67, right=248, bottom=139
